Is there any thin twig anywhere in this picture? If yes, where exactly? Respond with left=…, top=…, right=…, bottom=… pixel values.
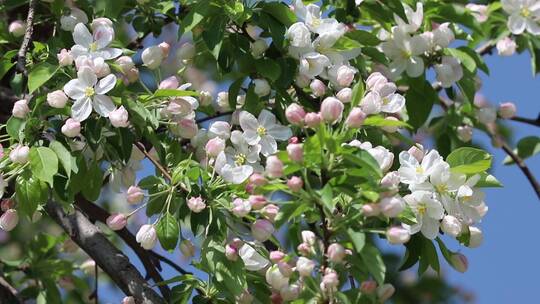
left=149, top=251, right=191, bottom=275
left=510, top=115, right=540, bottom=128
left=16, top=0, right=36, bottom=74
left=500, top=142, right=540, bottom=199
left=134, top=142, right=172, bottom=181
left=196, top=111, right=233, bottom=124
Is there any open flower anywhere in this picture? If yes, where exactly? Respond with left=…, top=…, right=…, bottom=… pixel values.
left=398, top=150, right=444, bottom=185
left=393, top=2, right=423, bottom=33
left=502, top=0, right=540, bottom=35
left=381, top=27, right=428, bottom=78
left=70, top=23, right=122, bottom=60
left=64, top=67, right=117, bottom=121
left=215, top=131, right=262, bottom=184
left=240, top=110, right=292, bottom=156
left=403, top=190, right=444, bottom=239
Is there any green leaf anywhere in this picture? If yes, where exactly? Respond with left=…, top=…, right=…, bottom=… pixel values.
left=255, top=58, right=281, bottom=81
left=475, top=173, right=503, bottom=188
left=81, top=162, right=103, bottom=201
left=345, top=30, right=381, bottom=46
left=503, top=136, right=540, bottom=165
left=445, top=48, right=477, bottom=74
left=153, top=89, right=198, bottom=97
left=6, top=117, right=25, bottom=142
left=350, top=80, right=364, bottom=107
left=319, top=184, right=334, bottom=210
left=29, top=147, right=58, bottom=186
left=364, top=115, right=411, bottom=128
left=156, top=213, right=180, bottom=251
left=28, top=62, right=58, bottom=94
left=332, top=36, right=362, bottom=51
left=405, top=77, right=438, bottom=130
left=421, top=238, right=440, bottom=274
left=0, top=58, right=15, bottom=80
left=49, top=141, right=72, bottom=178
left=447, top=147, right=492, bottom=174
left=15, top=175, right=48, bottom=218
left=347, top=229, right=366, bottom=252
left=360, top=243, right=385, bottom=285
left=262, top=2, right=296, bottom=26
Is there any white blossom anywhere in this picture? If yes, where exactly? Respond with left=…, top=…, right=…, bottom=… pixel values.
left=502, top=0, right=540, bottom=35
left=403, top=191, right=444, bottom=239
left=215, top=131, right=262, bottom=184
left=239, top=110, right=292, bottom=156
left=70, top=23, right=121, bottom=60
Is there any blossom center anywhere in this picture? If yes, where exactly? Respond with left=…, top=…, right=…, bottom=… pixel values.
left=521, top=8, right=531, bottom=17
left=402, top=49, right=412, bottom=59
left=415, top=166, right=424, bottom=174
left=435, top=184, right=448, bottom=193
left=257, top=126, right=267, bottom=136
left=235, top=153, right=247, bottom=166
left=85, top=87, right=95, bottom=97
left=89, top=42, right=98, bottom=52
left=382, top=97, right=390, bottom=105
left=417, top=203, right=427, bottom=216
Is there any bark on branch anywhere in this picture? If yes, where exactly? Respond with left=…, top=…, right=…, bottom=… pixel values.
left=16, top=0, right=36, bottom=74
left=44, top=200, right=166, bottom=304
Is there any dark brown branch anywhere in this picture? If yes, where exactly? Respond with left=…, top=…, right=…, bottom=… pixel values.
left=16, top=0, right=36, bottom=74
left=44, top=200, right=166, bottom=304
left=510, top=115, right=540, bottom=128
left=73, top=196, right=172, bottom=300
left=500, top=142, right=540, bottom=199
left=134, top=142, right=172, bottom=181
left=0, top=273, right=22, bottom=304
left=149, top=251, right=191, bottom=275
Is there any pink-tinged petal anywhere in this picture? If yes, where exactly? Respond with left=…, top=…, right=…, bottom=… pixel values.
left=73, top=23, right=93, bottom=48
left=70, top=44, right=89, bottom=58
left=94, top=26, right=114, bottom=49
left=64, top=79, right=86, bottom=100
left=77, top=66, right=97, bottom=87
left=268, top=125, right=292, bottom=141
left=258, top=109, right=277, bottom=128
left=72, top=97, right=93, bottom=121
left=98, top=48, right=123, bottom=60
left=92, top=95, right=116, bottom=117
left=508, top=14, right=526, bottom=34
left=239, top=111, right=259, bottom=132
left=95, top=74, right=117, bottom=94
left=381, top=93, right=405, bottom=113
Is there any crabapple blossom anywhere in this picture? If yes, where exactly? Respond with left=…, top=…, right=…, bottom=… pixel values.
left=158, top=76, right=179, bottom=89
left=309, top=79, right=326, bottom=97
left=502, top=0, right=540, bottom=35
left=106, top=213, right=127, bottom=231
left=58, top=49, right=74, bottom=66
left=135, top=224, right=157, bottom=250
left=299, top=52, right=330, bottom=78
left=232, top=198, right=251, bottom=217
left=215, top=131, right=262, bottom=184
left=381, top=27, right=428, bottom=78
left=240, top=110, right=292, bottom=156
left=60, top=8, right=88, bottom=31
left=47, top=90, right=68, bottom=108
left=404, top=191, right=445, bottom=239
left=497, top=37, right=517, bottom=56
left=336, top=87, right=352, bottom=103
left=61, top=118, right=81, bottom=137
left=142, top=46, right=164, bottom=69
left=285, top=103, right=306, bottom=126
left=266, top=265, right=289, bottom=290
left=434, top=56, right=464, bottom=88
left=379, top=196, right=406, bottom=217
left=205, top=137, right=226, bottom=157
left=266, top=155, right=284, bottom=178
left=287, top=176, right=303, bottom=192
left=394, top=2, right=423, bottom=33
left=296, top=257, right=315, bottom=277
left=251, top=219, right=275, bottom=242
left=468, top=226, right=484, bottom=248
left=126, top=186, right=144, bottom=204
left=441, top=215, right=462, bottom=237
left=70, top=23, right=121, bottom=60
left=285, top=22, right=312, bottom=48
left=362, top=203, right=380, bottom=217
left=0, top=209, right=18, bottom=231
left=386, top=226, right=411, bottom=244
left=320, top=97, right=344, bottom=123
left=345, top=107, right=367, bottom=128
left=287, top=143, right=303, bottom=162
left=327, top=243, right=346, bottom=263
left=249, top=195, right=267, bottom=210
left=304, top=112, right=322, bottom=128
left=360, top=280, right=377, bottom=294
left=498, top=102, right=517, bottom=119
left=262, top=204, right=279, bottom=222
left=9, top=145, right=29, bottom=164
left=9, top=20, right=26, bottom=37
left=109, top=106, right=129, bottom=128
left=450, top=253, right=469, bottom=273
left=12, top=99, right=30, bottom=118
left=466, top=4, right=488, bottom=22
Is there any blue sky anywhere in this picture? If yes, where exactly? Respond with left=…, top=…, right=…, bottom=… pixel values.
left=96, top=52, right=540, bottom=304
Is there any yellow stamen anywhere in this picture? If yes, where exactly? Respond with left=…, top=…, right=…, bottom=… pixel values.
left=89, top=42, right=98, bottom=52
left=85, top=87, right=95, bottom=97
left=257, top=126, right=267, bottom=136
left=235, top=153, right=247, bottom=166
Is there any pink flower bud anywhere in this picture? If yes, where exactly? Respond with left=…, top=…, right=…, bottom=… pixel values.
left=232, top=198, right=251, bottom=217
left=336, top=65, right=356, bottom=87
left=304, top=112, right=322, bottom=128
left=441, top=215, right=462, bottom=237
left=122, top=296, right=135, bottom=304
left=280, top=282, right=301, bottom=301
left=296, top=257, right=315, bottom=276
left=379, top=196, right=405, bottom=218
left=142, top=46, right=164, bottom=69
left=205, top=137, right=225, bottom=157
left=57, top=49, right=74, bottom=66
left=8, top=20, right=26, bottom=37
left=386, top=226, right=410, bottom=244
left=310, top=79, right=326, bottom=97
left=109, top=106, right=129, bottom=128
left=12, top=99, right=29, bottom=118
left=407, top=144, right=424, bottom=163
left=187, top=196, right=206, bottom=213
left=457, top=125, right=473, bottom=142
left=321, top=271, right=339, bottom=291
left=106, top=213, right=127, bottom=231
left=278, top=260, right=294, bottom=277
left=320, top=97, right=344, bottom=123
left=176, top=119, right=198, bottom=139
left=225, top=244, right=238, bottom=261
left=249, top=173, right=268, bottom=186
left=377, top=284, right=395, bottom=302
left=289, top=137, right=299, bottom=144
left=47, top=90, right=68, bottom=108
left=251, top=219, right=275, bottom=242
left=158, top=42, right=170, bottom=58
left=380, top=171, right=400, bottom=189
left=496, top=37, right=516, bottom=57
left=498, top=102, right=516, bottom=119
left=285, top=103, right=306, bottom=126
left=336, top=87, right=352, bottom=103
left=249, top=195, right=267, bottom=210
left=270, top=250, right=286, bottom=263
left=381, top=117, right=399, bottom=133
left=179, top=239, right=196, bottom=258
left=366, top=72, right=388, bottom=91
left=301, top=230, right=316, bottom=245
left=0, top=209, right=18, bottom=231
left=158, top=76, right=179, bottom=89
left=126, top=186, right=144, bottom=204
left=266, top=265, right=289, bottom=290
left=287, top=143, right=303, bottom=163
left=115, top=56, right=135, bottom=73
left=136, top=224, right=157, bottom=249
left=262, top=204, right=279, bottom=222
left=287, top=176, right=303, bottom=192
left=1, top=200, right=14, bottom=212
left=9, top=145, right=29, bottom=164
left=361, top=203, right=380, bottom=217
left=125, top=67, right=139, bottom=83
left=266, top=156, right=284, bottom=178
left=360, top=280, right=377, bottom=294
left=297, top=242, right=312, bottom=256
left=327, top=243, right=346, bottom=263
left=61, top=118, right=81, bottom=137
left=450, top=253, right=468, bottom=273
left=345, top=107, right=367, bottom=128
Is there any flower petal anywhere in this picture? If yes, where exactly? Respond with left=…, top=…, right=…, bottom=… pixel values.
left=72, top=97, right=93, bottom=121
left=268, top=125, right=292, bottom=141
left=380, top=93, right=405, bottom=113
left=64, top=79, right=86, bottom=100
left=77, top=66, right=97, bottom=87
left=508, top=14, right=526, bottom=35
left=70, top=44, right=89, bottom=58
left=420, top=218, right=440, bottom=239
left=73, top=23, right=93, bottom=48
left=92, top=95, right=116, bottom=117
left=97, top=48, right=123, bottom=60
left=243, top=130, right=260, bottom=145
left=406, top=56, right=424, bottom=78
left=239, top=111, right=259, bottom=132
left=94, top=26, right=114, bottom=49
left=258, top=109, right=277, bottom=127
left=96, top=74, right=117, bottom=95
left=260, top=136, right=277, bottom=156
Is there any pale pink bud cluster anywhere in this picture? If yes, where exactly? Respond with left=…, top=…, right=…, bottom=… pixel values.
left=251, top=219, right=275, bottom=241
left=126, top=186, right=144, bottom=204
left=47, top=90, right=68, bottom=108
left=225, top=239, right=242, bottom=261
left=232, top=198, right=251, bottom=217
left=262, top=204, right=279, bottom=222
left=205, top=137, right=225, bottom=157
left=498, top=102, right=516, bottom=119
left=386, top=226, right=410, bottom=244
left=310, top=79, right=326, bottom=97
left=109, top=106, right=129, bottom=128
left=327, top=243, right=346, bottom=263
left=361, top=203, right=380, bottom=217
left=62, top=118, right=81, bottom=137
left=336, top=88, right=352, bottom=103
left=287, top=176, right=303, bottom=192
left=12, top=99, right=30, bottom=118
left=345, top=107, right=367, bottom=128
left=0, top=209, right=19, bottom=231
left=106, top=213, right=127, bottom=231
left=9, top=145, right=29, bottom=164
left=266, top=156, right=284, bottom=178
left=496, top=37, right=517, bottom=57
left=287, top=143, right=303, bottom=163
left=379, top=196, right=405, bottom=217
left=187, top=196, right=206, bottom=213
left=135, top=224, right=157, bottom=249
left=115, top=56, right=139, bottom=84
left=450, top=253, right=468, bottom=273
left=441, top=215, right=462, bottom=237
left=336, top=65, right=356, bottom=87
left=249, top=195, right=267, bottom=210
left=158, top=76, right=179, bottom=89
left=304, top=112, right=322, bottom=128
left=320, top=269, right=339, bottom=292
left=296, top=257, right=315, bottom=277
left=8, top=20, right=26, bottom=37
left=320, top=97, right=344, bottom=123
left=285, top=103, right=306, bottom=126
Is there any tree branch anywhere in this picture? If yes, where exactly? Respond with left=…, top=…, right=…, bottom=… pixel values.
left=510, top=115, right=540, bottom=128
left=0, top=273, right=22, bottom=304
left=500, top=142, right=540, bottom=199
left=16, top=0, right=36, bottom=74
left=44, top=200, right=166, bottom=304
left=134, top=142, right=172, bottom=181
